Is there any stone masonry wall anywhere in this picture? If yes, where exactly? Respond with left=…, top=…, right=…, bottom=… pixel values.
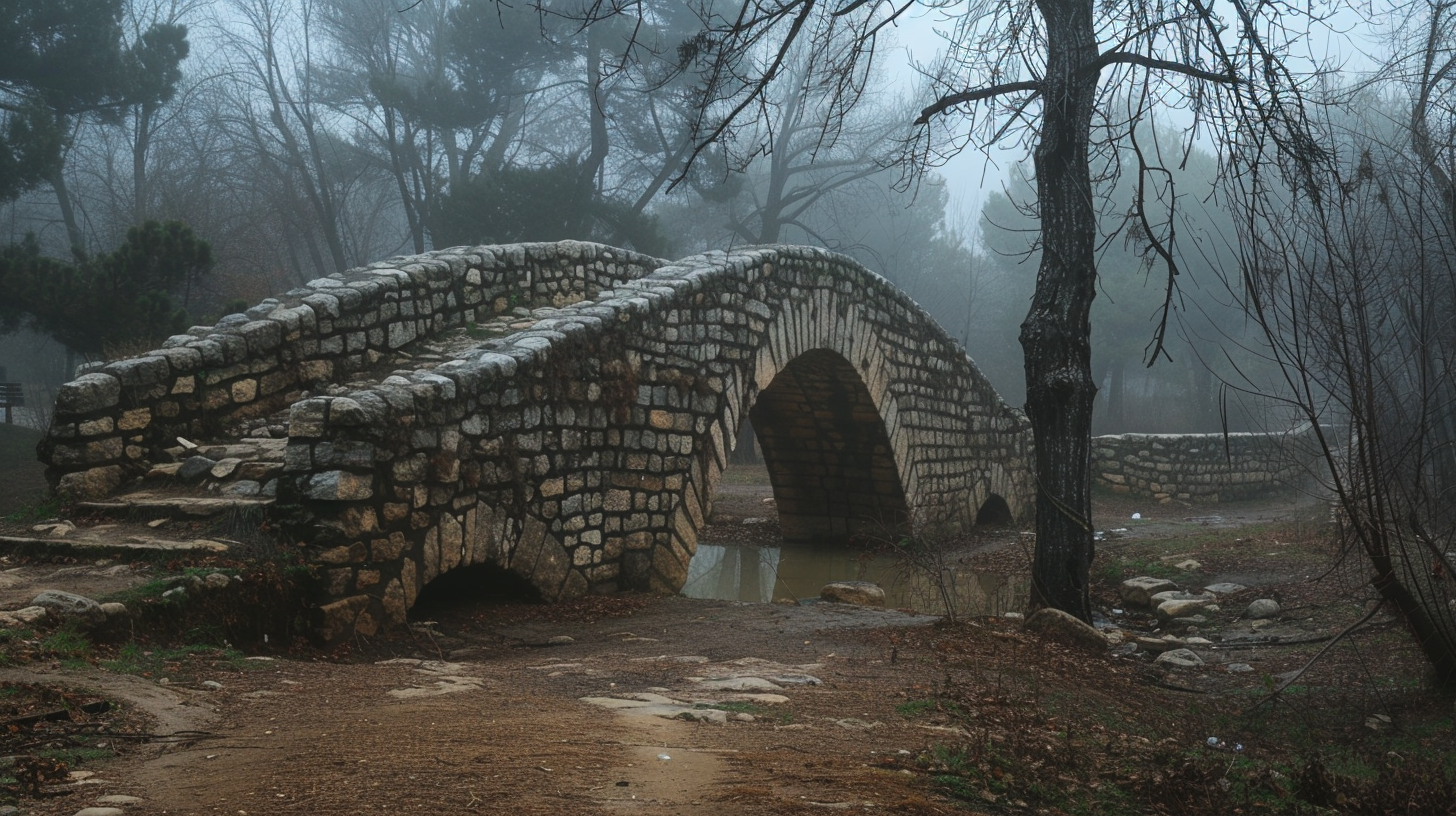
left=39, top=242, right=665, bottom=499
left=1092, top=428, right=1317, bottom=503
left=281, top=245, right=1034, bottom=642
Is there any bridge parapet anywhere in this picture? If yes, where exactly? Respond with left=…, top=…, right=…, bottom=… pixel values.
left=276, top=244, right=1034, bottom=641
left=1092, top=427, right=1322, bottom=503
left=40, top=242, right=664, bottom=499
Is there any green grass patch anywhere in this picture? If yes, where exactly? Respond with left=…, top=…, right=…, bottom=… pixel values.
left=896, top=698, right=937, bottom=718
left=40, top=628, right=90, bottom=659
left=101, top=642, right=252, bottom=678
left=2, top=492, right=63, bottom=524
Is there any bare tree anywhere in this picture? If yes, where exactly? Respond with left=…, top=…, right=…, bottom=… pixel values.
left=585, top=0, right=1328, bottom=620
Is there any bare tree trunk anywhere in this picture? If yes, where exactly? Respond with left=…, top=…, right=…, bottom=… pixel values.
left=133, top=102, right=155, bottom=225
left=49, top=165, right=86, bottom=260
left=1021, top=0, right=1099, bottom=622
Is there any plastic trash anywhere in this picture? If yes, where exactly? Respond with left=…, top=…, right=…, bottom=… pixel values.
left=657, top=753, right=671, bottom=761
left=1207, top=736, right=1219, bottom=746
left=1132, top=512, right=1143, bottom=520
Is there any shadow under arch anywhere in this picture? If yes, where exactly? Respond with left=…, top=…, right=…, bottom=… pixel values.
left=747, top=348, right=909, bottom=544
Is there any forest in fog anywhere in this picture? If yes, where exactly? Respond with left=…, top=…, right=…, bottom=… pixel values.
left=0, top=0, right=1447, bottom=442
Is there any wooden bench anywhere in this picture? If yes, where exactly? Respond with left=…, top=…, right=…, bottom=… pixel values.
left=0, top=382, right=23, bottom=424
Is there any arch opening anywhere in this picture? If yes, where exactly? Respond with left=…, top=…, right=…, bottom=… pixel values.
left=409, top=563, right=543, bottom=620
left=976, top=493, right=1014, bottom=526
left=748, top=349, right=909, bottom=544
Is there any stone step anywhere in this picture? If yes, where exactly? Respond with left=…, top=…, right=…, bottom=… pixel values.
left=74, top=494, right=274, bottom=518
left=0, top=533, right=229, bottom=558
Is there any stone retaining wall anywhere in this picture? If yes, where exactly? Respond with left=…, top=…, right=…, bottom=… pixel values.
left=280, top=245, right=1034, bottom=641
left=39, top=242, right=665, bottom=498
left=1092, top=428, right=1317, bottom=503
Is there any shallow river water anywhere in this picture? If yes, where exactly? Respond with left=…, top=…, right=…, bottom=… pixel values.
left=682, top=541, right=1028, bottom=616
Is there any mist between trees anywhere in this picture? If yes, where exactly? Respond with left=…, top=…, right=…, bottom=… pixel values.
left=0, top=0, right=1270, bottom=435
left=5, top=0, right=1456, bottom=674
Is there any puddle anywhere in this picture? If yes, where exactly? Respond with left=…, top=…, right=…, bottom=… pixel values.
left=682, top=542, right=1027, bottom=616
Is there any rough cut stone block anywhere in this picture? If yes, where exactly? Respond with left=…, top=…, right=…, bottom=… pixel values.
left=105, top=356, right=170, bottom=388
left=1119, top=576, right=1178, bottom=607
left=306, top=470, right=374, bottom=501
left=54, top=373, right=121, bottom=415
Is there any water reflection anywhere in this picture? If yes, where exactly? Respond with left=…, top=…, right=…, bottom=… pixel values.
left=682, top=541, right=1027, bottom=616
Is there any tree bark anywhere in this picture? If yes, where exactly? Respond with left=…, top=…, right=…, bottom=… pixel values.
left=1020, top=0, right=1100, bottom=622
left=50, top=164, right=86, bottom=261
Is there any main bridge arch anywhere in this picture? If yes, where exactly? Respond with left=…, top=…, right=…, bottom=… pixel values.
left=277, top=244, right=1032, bottom=638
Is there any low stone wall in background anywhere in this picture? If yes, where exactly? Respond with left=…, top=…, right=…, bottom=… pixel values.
left=39, top=242, right=665, bottom=498
left=1092, top=428, right=1318, bottom=503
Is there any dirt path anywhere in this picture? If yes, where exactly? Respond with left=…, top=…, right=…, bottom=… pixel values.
left=33, top=600, right=948, bottom=816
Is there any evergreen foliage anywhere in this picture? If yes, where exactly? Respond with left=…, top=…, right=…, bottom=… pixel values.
left=0, top=221, right=212, bottom=356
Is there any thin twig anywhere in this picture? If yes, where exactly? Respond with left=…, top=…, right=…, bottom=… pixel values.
left=1244, top=600, right=1386, bottom=712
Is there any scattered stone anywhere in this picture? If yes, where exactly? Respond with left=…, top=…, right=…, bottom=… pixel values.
left=222, top=480, right=261, bottom=497
left=0, top=606, right=47, bottom=627
left=1151, top=590, right=1216, bottom=605
left=1135, top=636, right=1183, bottom=653
left=1156, top=598, right=1213, bottom=622
left=834, top=718, right=880, bottom=730
left=1119, top=576, right=1178, bottom=607
left=1203, top=582, right=1248, bottom=595
left=1365, top=714, right=1392, bottom=731
left=31, top=590, right=106, bottom=627
left=696, top=676, right=784, bottom=692
left=1246, top=599, right=1281, bottom=619
left=1174, top=559, right=1203, bottom=571
left=161, top=587, right=187, bottom=601
left=545, top=635, right=575, bottom=646
left=774, top=597, right=800, bottom=606
left=177, top=456, right=217, bottom=482
left=95, top=795, right=143, bottom=805
left=98, top=602, right=128, bottom=619
left=1000, top=611, right=1024, bottom=620
left=200, top=680, right=223, bottom=690
left=146, top=517, right=169, bottom=528
left=819, top=581, right=886, bottom=607
left=209, top=458, right=243, bottom=478
left=768, top=674, right=822, bottom=686
left=1024, top=608, right=1109, bottom=651
left=73, top=808, right=126, bottom=816
left=33, top=521, right=77, bottom=537
left=1154, top=648, right=1205, bottom=668
left=202, top=572, right=232, bottom=590
left=1225, top=663, right=1255, bottom=673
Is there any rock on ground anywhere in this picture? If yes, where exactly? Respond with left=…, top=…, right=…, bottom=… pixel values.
left=1245, top=598, right=1281, bottom=619
left=820, top=581, right=885, bottom=607
left=1154, top=648, right=1205, bottom=668
left=1120, top=576, right=1178, bottom=607
left=30, top=590, right=106, bottom=627
left=1023, top=608, right=1109, bottom=651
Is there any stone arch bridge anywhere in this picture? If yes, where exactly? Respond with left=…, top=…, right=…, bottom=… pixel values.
left=41, top=242, right=1033, bottom=640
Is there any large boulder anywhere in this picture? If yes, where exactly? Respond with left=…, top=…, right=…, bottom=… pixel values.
left=30, top=590, right=106, bottom=628
left=820, top=581, right=886, bottom=607
left=1119, top=576, right=1178, bottom=607
left=1024, top=608, right=1109, bottom=651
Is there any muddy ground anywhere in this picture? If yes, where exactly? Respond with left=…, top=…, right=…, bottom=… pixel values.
left=0, top=464, right=1452, bottom=815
